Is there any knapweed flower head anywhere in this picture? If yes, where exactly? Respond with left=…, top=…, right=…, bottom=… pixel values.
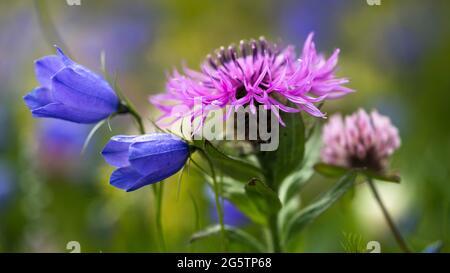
left=321, top=109, right=401, bottom=172
left=23, top=47, right=119, bottom=123
left=150, top=33, right=353, bottom=126
left=101, top=133, right=189, bottom=192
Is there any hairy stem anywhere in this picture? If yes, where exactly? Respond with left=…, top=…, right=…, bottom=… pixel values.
left=367, top=177, right=412, bottom=253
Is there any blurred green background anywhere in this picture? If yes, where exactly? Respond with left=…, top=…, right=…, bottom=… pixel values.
left=0, top=0, right=449, bottom=252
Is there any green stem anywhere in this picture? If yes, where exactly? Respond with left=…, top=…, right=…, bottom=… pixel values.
left=367, top=177, right=412, bottom=253
left=34, top=0, right=70, bottom=53
left=268, top=215, right=282, bottom=253
left=128, top=107, right=145, bottom=135
left=153, top=183, right=166, bottom=252
left=265, top=172, right=283, bottom=253
left=197, top=149, right=227, bottom=252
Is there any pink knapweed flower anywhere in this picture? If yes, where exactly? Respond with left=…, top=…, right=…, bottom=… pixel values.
left=321, top=109, right=401, bottom=172
left=150, top=33, right=353, bottom=126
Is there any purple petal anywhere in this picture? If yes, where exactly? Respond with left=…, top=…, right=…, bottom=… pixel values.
left=110, top=166, right=144, bottom=192
left=55, top=46, right=75, bottom=66
left=110, top=166, right=172, bottom=192
left=51, top=67, right=119, bottom=115
left=35, top=55, right=65, bottom=89
left=31, top=102, right=109, bottom=123
left=23, top=87, right=53, bottom=110
left=101, top=135, right=138, bottom=167
left=298, top=103, right=325, bottom=118
left=129, top=133, right=189, bottom=176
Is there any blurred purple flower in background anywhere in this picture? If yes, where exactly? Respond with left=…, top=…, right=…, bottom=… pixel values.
left=36, top=119, right=90, bottom=176
left=61, top=2, right=154, bottom=73
left=0, top=162, right=14, bottom=210
left=279, top=0, right=354, bottom=47
left=102, top=133, right=189, bottom=192
left=321, top=109, right=401, bottom=172
left=206, top=187, right=249, bottom=227
left=380, top=5, right=441, bottom=68
left=23, top=47, right=119, bottom=124
left=0, top=108, right=10, bottom=151
left=0, top=7, right=36, bottom=96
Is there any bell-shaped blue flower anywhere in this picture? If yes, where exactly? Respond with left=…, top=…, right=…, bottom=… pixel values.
left=101, top=133, right=190, bottom=192
left=23, top=47, right=119, bottom=123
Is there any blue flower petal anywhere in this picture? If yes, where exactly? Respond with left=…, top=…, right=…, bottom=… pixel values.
left=35, top=55, right=65, bottom=89
left=31, top=102, right=109, bottom=123
left=23, top=87, right=53, bottom=110
left=101, top=135, right=138, bottom=167
left=55, top=46, right=76, bottom=67
left=51, top=67, right=119, bottom=115
left=25, top=47, right=120, bottom=124
left=110, top=166, right=170, bottom=192
left=110, top=166, right=144, bottom=191
left=128, top=133, right=189, bottom=176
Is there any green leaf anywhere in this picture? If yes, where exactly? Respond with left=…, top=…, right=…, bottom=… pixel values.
left=279, top=124, right=322, bottom=204
left=283, top=172, right=357, bottom=244
left=278, top=195, right=301, bottom=235
left=363, top=170, right=401, bottom=183
left=194, top=140, right=264, bottom=182
left=205, top=176, right=268, bottom=225
left=190, top=224, right=265, bottom=252
left=315, top=163, right=401, bottom=183
left=258, top=111, right=305, bottom=189
left=314, top=163, right=348, bottom=178
left=245, top=178, right=282, bottom=216
left=341, top=232, right=367, bottom=253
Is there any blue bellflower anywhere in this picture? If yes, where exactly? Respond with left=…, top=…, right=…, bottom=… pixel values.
left=23, top=47, right=119, bottom=123
left=102, top=133, right=189, bottom=192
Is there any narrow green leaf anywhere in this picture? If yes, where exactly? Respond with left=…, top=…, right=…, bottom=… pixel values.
left=190, top=225, right=265, bottom=252
left=363, top=170, right=401, bottom=183
left=283, top=172, right=357, bottom=244
left=258, top=111, right=305, bottom=189
left=314, top=163, right=348, bottom=178
left=278, top=195, right=301, bottom=234
left=81, top=119, right=107, bottom=155
left=341, top=232, right=367, bottom=253
left=315, top=163, right=401, bottom=183
left=194, top=140, right=264, bottom=182
left=245, top=178, right=282, bottom=216
left=279, top=124, right=322, bottom=204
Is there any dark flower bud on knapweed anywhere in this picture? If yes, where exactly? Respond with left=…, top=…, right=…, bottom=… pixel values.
left=101, top=133, right=189, bottom=192
left=321, top=109, right=401, bottom=172
left=23, top=47, right=119, bottom=123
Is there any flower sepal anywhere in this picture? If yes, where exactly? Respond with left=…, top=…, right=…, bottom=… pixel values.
left=314, top=162, right=401, bottom=183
